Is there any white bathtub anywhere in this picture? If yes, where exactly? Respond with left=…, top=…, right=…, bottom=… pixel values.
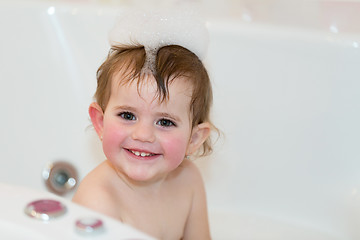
left=1, top=1, right=360, bottom=239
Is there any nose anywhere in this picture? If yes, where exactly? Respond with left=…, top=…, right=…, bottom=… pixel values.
left=131, top=121, right=156, bottom=143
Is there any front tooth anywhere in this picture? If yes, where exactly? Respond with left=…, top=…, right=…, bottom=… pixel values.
left=134, top=151, right=140, bottom=156
left=141, top=152, right=146, bottom=157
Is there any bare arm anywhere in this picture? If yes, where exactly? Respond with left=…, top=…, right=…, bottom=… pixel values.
left=182, top=163, right=211, bottom=240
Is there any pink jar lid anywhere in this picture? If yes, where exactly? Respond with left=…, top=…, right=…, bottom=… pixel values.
left=75, top=218, right=104, bottom=235
left=24, top=199, right=67, bottom=221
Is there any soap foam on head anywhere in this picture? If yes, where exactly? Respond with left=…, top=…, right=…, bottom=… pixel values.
left=108, top=4, right=209, bottom=73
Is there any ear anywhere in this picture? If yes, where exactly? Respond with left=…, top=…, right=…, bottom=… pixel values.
left=89, top=102, right=104, bottom=140
left=186, top=122, right=211, bottom=156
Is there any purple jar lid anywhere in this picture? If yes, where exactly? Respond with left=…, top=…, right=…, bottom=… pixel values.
left=24, top=199, right=67, bottom=221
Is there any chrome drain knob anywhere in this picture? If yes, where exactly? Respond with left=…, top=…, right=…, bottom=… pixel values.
left=43, top=161, right=78, bottom=195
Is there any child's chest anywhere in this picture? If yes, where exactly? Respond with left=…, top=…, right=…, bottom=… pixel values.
left=116, top=187, right=192, bottom=239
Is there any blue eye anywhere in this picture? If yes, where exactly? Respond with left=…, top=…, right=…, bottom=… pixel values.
left=157, top=119, right=176, bottom=127
left=119, top=112, right=136, bottom=121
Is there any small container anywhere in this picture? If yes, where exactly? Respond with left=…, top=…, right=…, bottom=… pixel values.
left=24, top=199, right=67, bottom=221
left=75, top=218, right=105, bottom=235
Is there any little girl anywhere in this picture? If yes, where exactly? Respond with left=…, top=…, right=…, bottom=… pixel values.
left=73, top=8, right=215, bottom=240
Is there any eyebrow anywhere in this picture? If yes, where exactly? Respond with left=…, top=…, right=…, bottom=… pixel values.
left=112, top=105, right=137, bottom=112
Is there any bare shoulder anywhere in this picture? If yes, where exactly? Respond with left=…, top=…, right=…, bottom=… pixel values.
left=174, top=159, right=204, bottom=184
left=168, top=159, right=207, bottom=200
left=72, top=161, right=118, bottom=215
left=175, top=159, right=207, bottom=200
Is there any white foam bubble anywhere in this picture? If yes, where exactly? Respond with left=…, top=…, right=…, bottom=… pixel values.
left=108, top=4, right=209, bottom=61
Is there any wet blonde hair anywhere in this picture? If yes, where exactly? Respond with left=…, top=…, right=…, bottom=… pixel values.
left=95, top=44, right=214, bottom=156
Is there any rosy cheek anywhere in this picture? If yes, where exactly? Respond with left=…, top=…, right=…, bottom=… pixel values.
left=101, top=123, right=126, bottom=157
left=162, top=134, right=189, bottom=165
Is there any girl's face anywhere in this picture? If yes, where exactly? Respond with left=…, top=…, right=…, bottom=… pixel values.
left=92, top=74, right=201, bottom=183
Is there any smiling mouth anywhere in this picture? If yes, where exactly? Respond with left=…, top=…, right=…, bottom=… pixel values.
left=126, top=149, right=157, bottom=157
